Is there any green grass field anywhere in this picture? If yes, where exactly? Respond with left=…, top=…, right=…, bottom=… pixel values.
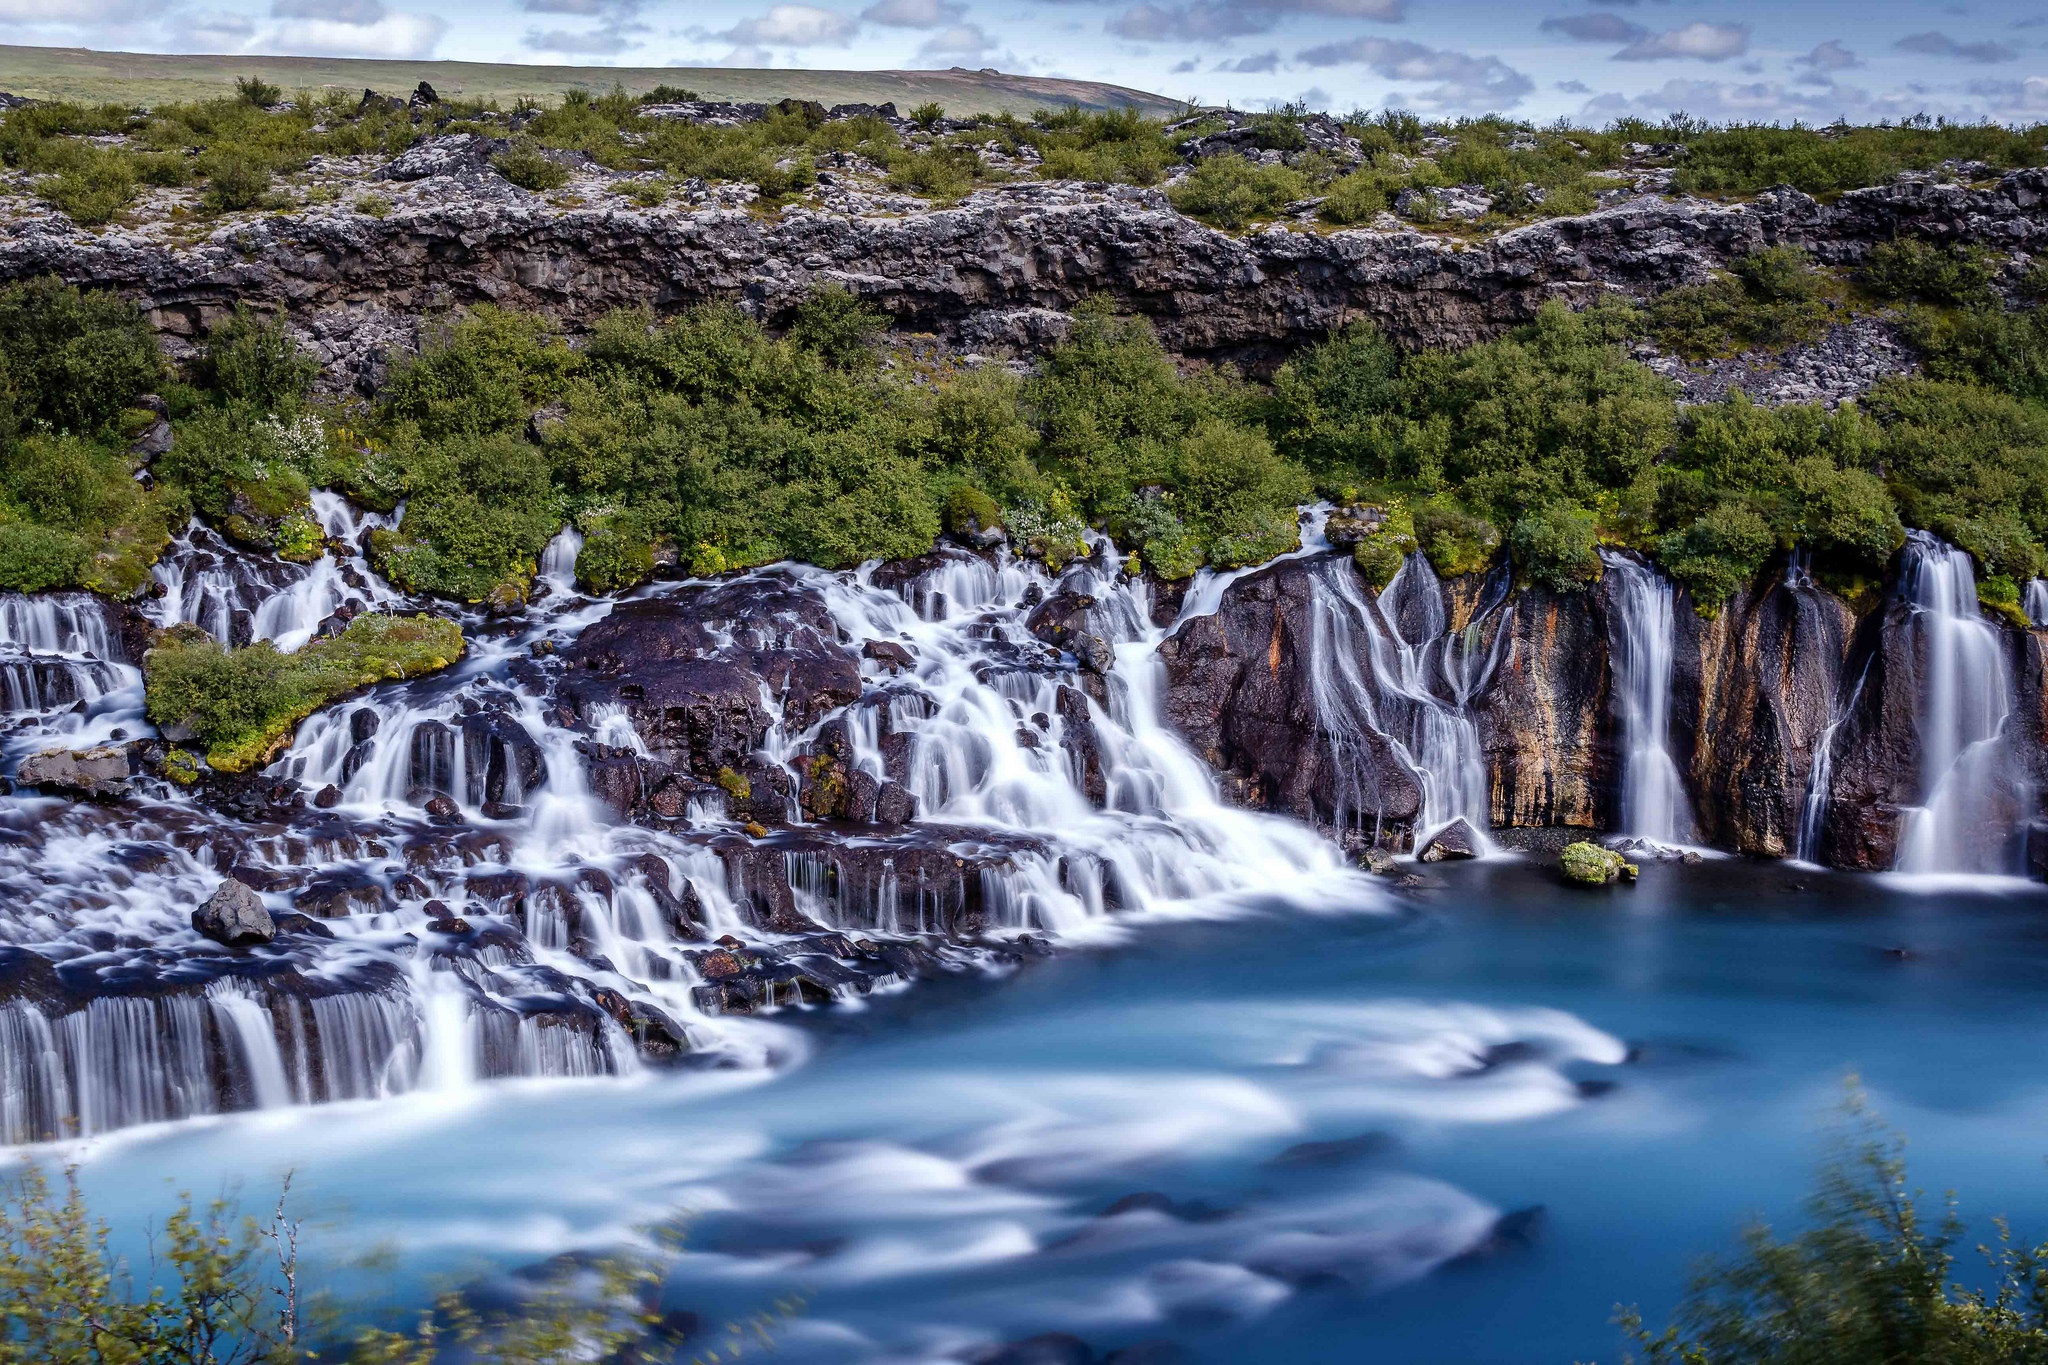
left=0, top=44, right=1178, bottom=116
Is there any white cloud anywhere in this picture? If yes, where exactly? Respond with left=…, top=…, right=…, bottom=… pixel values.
left=862, top=0, right=961, bottom=27
left=715, top=3, right=858, bottom=45
left=1615, top=21, right=1749, bottom=62
left=1218, top=49, right=1280, bottom=73
left=0, top=0, right=159, bottom=21
left=273, top=0, right=387, bottom=20
left=266, top=12, right=446, bottom=56
left=1109, top=1, right=1266, bottom=40
left=914, top=21, right=995, bottom=62
left=1293, top=36, right=1533, bottom=109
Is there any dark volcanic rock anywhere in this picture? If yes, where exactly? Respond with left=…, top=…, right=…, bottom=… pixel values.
left=561, top=578, right=860, bottom=775
left=192, top=879, right=276, bottom=946
left=1418, top=817, right=1480, bottom=862
left=1471, top=583, right=1612, bottom=832
left=18, top=745, right=131, bottom=798
left=1159, top=554, right=1422, bottom=836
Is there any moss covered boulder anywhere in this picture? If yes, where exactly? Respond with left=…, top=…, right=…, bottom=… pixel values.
left=1561, top=841, right=1637, bottom=887
left=145, top=614, right=465, bottom=772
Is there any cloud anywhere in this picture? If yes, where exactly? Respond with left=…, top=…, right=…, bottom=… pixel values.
left=1540, top=13, right=1646, bottom=43
left=1966, top=76, right=2048, bottom=109
left=714, top=3, right=858, bottom=45
left=0, top=0, right=158, bottom=20
left=1293, top=36, right=1534, bottom=109
left=861, top=0, right=961, bottom=27
left=521, top=0, right=645, bottom=55
left=1894, top=30, right=2017, bottom=64
left=1615, top=21, right=1749, bottom=62
left=913, top=21, right=996, bottom=61
left=1554, top=78, right=1591, bottom=93
left=266, top=12, right=445, bottom=55
left=1795, top=39, right=1861, bottom=72
left=1108, top=2, right=1265, bottom=40
left=1218, top=50, right=1280, bottom=72
left=273, top=0, right=386, bottom=21
left=1107, top=0, right=1396, bottom=41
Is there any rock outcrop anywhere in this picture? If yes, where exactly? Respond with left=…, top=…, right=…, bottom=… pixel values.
left=5, top=168, right=2042, bottom=382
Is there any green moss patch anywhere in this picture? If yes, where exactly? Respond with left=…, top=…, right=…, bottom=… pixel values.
left=145, top=614, right=465, bottom=773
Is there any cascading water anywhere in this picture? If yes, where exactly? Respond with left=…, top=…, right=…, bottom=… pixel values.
left=1300, top=549, right=1502, bottom=852
left=1789, top=549, right=1862, bottom=866
left=1893, top=532, right=2021, bottom=876
left=1601, top=551, right=1692, bottom=846
left=2028, top=578, right=2048, bottom=629
left=0, top=494, right=1364, bottom=1146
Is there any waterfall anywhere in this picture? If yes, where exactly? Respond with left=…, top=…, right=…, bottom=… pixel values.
left=1601, top=551, right=1692, bottom=846
left=1893, top=533, right=2019, bottom=875
left=2028, top=578, right=2048, bottom=628
left=1300, top=551, right=1499, bottom=852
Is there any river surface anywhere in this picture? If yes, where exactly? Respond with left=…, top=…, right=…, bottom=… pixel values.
left=42, top=856, right=2048, bottom=1364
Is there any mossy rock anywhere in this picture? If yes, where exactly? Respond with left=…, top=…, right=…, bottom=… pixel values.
left=944, top=486, right=1003, bottom=539
left=1561, top=841, right=1637, bottom=887
left=716, top=766, right=752, bottom=801
left=144, top=613, right=466, bottom=772
left=1355, top=532, right=1415, bottom=591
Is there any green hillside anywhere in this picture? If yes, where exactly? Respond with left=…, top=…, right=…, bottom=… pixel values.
left=0, top=45, right=1179, bottom=117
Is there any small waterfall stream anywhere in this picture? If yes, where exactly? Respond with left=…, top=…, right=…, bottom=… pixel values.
left=1304, top=550, right=1501, bottom=852
left=1601, top=551, right=1692, bottom=846
left=1893, top=532, right=2019, bottom=875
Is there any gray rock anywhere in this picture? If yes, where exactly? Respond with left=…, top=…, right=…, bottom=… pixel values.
left=374, top=133, right=506, bottom=182
left=192, top=879, right=276, bottom=946
left=18, top=745, right=130, bottom=798
left=1418, top=817, right=1481, bottom=862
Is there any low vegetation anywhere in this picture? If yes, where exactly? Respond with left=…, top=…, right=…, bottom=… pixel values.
left=144, top=614, right=464, bottom=771
left=0, top=1164, right=798, bottom=1363
left=1622, top=1094, right=2048, bottom=1363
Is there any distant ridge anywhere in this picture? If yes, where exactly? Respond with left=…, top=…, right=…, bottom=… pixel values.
left=0, top=44, right=1180, bottom=117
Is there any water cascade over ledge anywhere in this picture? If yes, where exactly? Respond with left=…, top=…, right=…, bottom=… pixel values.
left=1600, top=551, right=1693, bottom=847
left=0, top=515, right=1359, bottom=1145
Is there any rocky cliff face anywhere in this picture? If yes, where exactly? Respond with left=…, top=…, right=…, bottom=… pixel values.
left=4, top=158, right=2043, bottom=382
left=1161, top=540, right=2048, bottom=873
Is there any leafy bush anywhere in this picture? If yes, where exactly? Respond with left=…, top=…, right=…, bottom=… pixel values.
left=575, top=512, right=655, bottom=594
left=1651, top=247, right=1835, bottom=360
left=1413, top=497, right=1501, bottom=577
left=1656, top=501, right=1775, bottom=607
left=235, top=74, right=282, bottom=107
left=146, top=612, right=464, bottom=770
left=0, top=277, right=164, bottom=437
left=909, top=100, right=945, bottom=129
left=886, top=143, right=979, bottom=201
left=493, top=137, right=571, bottom=192
left=382, top=306, right=579, bottom=438
left=1623, top=1095, right=2048, bottom=1365
left=1317, top=168, right=1401, bottom=225
left=1862, top=239, right=1998, bottom=308
left=191, top=306, right=316, bottom=410
left=371, top=430, right=560, bottom=600
left=1169, top=154, right=1307, bottom=229
left=197, top=147, right=271, bottom=212
left=1672, top=121, right=2044, bottom=196
left=37, top=147, right=136, bottom=224
left=787, top=285, right=886, bottom=369
left=1511, top=502, right=1602, bottom=590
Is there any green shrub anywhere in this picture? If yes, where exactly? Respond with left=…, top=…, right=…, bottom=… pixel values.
left=197, top=148, right=271, bottom=212
left=493, top=137, right=571, bottom=192
left=945, top=485, right=1002, bottom=537
left=0, top=277, right=164, bottom=437
left=372, top=430, right=560, bottom=600
left=1169, top=154, right=1307, bottom=229
left=1267, top=321, right=1402, bottom=477
left=38, top=151, right=136, bottom=225
left=1511, top=502, right=1602, bottom=591
left=1792, top=457, right=1904, bottom=572
left=235, top=74, right=282, bottom=108
left=1413, top=497, right=1501, bottom=577
left=787, top=285, right=886, bottom=370
left=575, top=513, right=655, bottom=594
left=1353, top=530, right=1411, bottom=591
left=1656, top=501, right=1775, bottom=608
left=1906, top=303, right=2048, bottom=406
left=191, top=306, right=316, bottom=410
left=909, top=100, right=945, bottom=129
left=1651, top=247, right=1832, bottom=360
left=1317, top=168, right=1398, bottom=225
left=382, top=306, right=580, bottom=438
left=886, top=143, right=979, bottom=201
left=1861, top=239, right=1998, bottom=308
left=0, top=522, right=88, bottom=592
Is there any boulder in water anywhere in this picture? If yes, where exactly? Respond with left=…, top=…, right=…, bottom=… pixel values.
left=192, top=879, right=276, bottom=946
left=1357, top=846, right=1398, bottom=875
left=18, top=745, right=131, bottom=798
left=1418, top=818, right=1481, bottom=862
left=1561, top=841, right=1636, bottom=886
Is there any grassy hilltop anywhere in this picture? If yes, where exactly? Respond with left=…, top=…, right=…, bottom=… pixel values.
left=0, top=44, right=1179, bottom=116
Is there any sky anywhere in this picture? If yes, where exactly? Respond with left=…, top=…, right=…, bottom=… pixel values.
left=9, top=0, right=2048, bottom=125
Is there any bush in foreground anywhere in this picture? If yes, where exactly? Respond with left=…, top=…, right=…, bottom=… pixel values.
left=1622, top=1093, right=2048, bottom=1364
